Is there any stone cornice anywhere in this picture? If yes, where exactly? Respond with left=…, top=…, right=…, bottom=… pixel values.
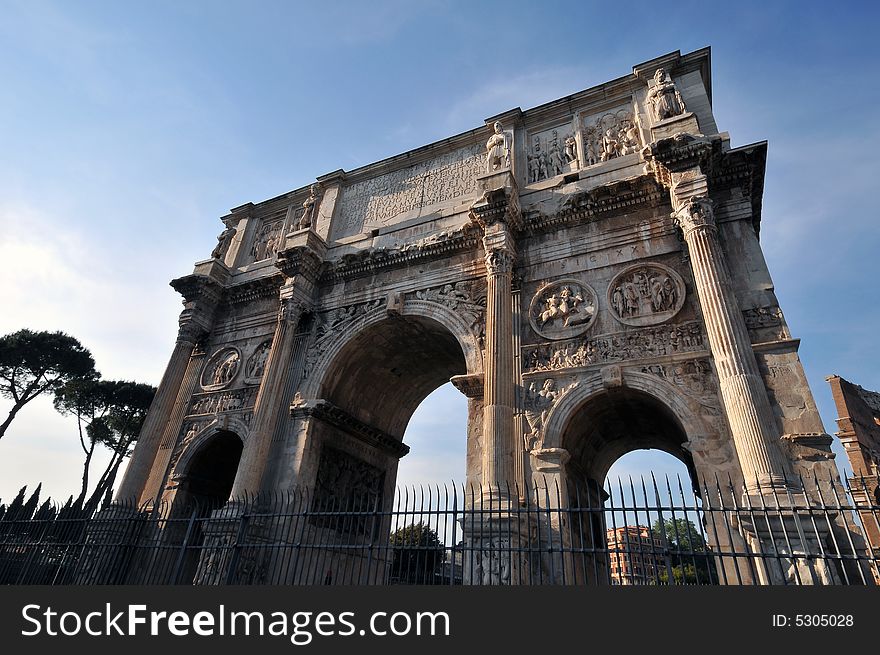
left=169, top=273, right=225, bottom=306
left=291, top=400, right=410, bottom=459
left=321, top=228, right=482, bottom=282
left=450, top=373, right=484, bottom=399
left=469, top=170, right=524, bottom=233
left=224, top=273, right=284, bottom=305
left=710, top=141, right=767, bottom=237
left=525, top=176, right=666, bottom=235
left=275, top=245, right=324, bottom=281
left=642, top=133, right=722, bottom=186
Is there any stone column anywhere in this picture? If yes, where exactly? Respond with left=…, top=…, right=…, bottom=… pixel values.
left=469, top=165, right=522, bottom=499
left=673, top=194, right=791, bottom=490
left=229, top=237, right=325, bottom=498
left=229, top=294, right=305, bottom=497
left=139, top=343, right=208, bottom=507
left=481, top=223, right=517, bottom=492
left=115, top=276, right=221, bottom=505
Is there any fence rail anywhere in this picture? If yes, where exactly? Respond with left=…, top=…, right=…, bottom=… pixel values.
left=1, top=474, right=878, bottom=586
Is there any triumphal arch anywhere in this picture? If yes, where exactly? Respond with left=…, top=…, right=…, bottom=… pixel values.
left=112, top=48, right=846, bottom=584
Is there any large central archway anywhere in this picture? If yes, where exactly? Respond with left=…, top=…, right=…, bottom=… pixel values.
left=283, top=305, right=478, bottom=584
left=320, top=313, right=469, bottom=438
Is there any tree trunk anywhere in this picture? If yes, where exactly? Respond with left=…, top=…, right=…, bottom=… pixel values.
left=77, top=444, right=95, bottom=509
left=86, top=449, right=127, bottom=512
left=0, top=400, right=26, bottom=440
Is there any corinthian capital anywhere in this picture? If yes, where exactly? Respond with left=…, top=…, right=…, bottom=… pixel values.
left=278, top=297, right=311, bottom=325
left=485, top=248, right=515, bottom=276
left=176, top=317, right=206, bottom=345
left=674, top=196, right=716, bottom=235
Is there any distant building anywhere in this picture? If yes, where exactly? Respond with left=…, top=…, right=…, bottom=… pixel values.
left=607, top=526, right=665, bottom=585
left=827, top=375, right=880, bottom=551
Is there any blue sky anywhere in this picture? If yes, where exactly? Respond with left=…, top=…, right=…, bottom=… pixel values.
left=1, top=1, right=878, bottom=503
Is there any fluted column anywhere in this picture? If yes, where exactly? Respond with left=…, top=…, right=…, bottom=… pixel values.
left=139, top=343, right=208, bottom=507
left=229, top=293, right=306, bottom=497
left=229, top=239, right=324, bottom=497
left=674, top=196, right=790, bottom=490
left=482, top=223, right=517, bottom=490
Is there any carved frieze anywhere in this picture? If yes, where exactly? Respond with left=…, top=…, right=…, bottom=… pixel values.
left=607, top=263, right=685, bottom=327
left=639, top=359, right=729, bottom=439
left=201, top=348, right=241, bottom=390
left=414, top=280, right=486, bottom=349
left=188, top=387, right=257, bottom=416
left=335, top=143, right=484, bottom=237
left=527, top=125, right=577, bottom=183
left=523, top=377, right=578, bottom=451
left=640, top=359, right=711, bottom=396
left=524, top=321, right=705, bottom=373
left=528, top=279, right=597, bottom=340
left=474, top=537, right=512, bottom=585
left=244, top=339, right=272, bottom=383
left=743, top=306, right=783, bottom=329
left=302, top=298, right=385, bottom=380
left=581, top=107, right=641, bottom=167
left=165, top=421, right=204, bottom=489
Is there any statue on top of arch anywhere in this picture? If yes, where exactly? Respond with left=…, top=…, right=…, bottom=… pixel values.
left=648, top=68, right=686, bottom=122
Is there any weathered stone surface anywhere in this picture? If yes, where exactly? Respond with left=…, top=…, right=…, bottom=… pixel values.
left=113, top=47, right=846, bottom=584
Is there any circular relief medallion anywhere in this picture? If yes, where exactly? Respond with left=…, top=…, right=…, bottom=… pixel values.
left=528, top=279, right=598, bottom=340
left=607, top=263, right=685, bottom=327
left=201, top=347, right=241, bottom=391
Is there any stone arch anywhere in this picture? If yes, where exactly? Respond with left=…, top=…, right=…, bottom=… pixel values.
left=302, top=300, right=475, bottom=438
left=172, top=425, right=245, bottom=510
left=543, top=369, right=709, bottom=451
left=282, top=297, right=477, bottom=534
left=300, top=298, right=483, bottom=404
left=176, top=416, right=250, bottom=475
left=541, top=369, right=719, bottom=487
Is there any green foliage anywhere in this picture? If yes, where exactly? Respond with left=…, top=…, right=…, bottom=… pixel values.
left=389, top=522, right=446, bottom=584
left=53, top=378, right=155, bottom=508
left=0, top=327, right=156, bottom=510
left=652, top=517, right=717, bottom=585
left=0, top=329, right=96, bottom=439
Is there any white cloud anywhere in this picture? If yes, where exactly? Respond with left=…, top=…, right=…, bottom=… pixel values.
left=0, top=201, right=182, bottom=383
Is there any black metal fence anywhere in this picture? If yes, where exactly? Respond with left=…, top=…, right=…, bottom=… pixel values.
left=1, top=474, right=878, bottom=586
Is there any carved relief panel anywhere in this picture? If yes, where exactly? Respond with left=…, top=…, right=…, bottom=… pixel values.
left=528, top=279, right=597, bottom=340
left=333, top=143, right=485, bottom=239
left=249, top=217, right=286, bottom=263
left=522, top=376, right=578, bottom=451
left=312, top=446, right=384, bottom=536
left=525, top=321, right=705, bottom=373
left=201, top=347, right=241, bottom=390
left=526, top=123, right=578, bottom=183
left=580, top=107, right=641, bottom=167
left=244, top=339, right=272, bottom=383
left=607, top=263, right=685, bottom=327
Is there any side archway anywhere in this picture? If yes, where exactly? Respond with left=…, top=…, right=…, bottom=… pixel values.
left=541, top=370, right=717, bottom=488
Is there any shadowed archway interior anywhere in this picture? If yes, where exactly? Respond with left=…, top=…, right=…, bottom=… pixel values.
left=320, top=315, right=468, bottom=439
left=561, top=388, right=697, bottom=488
left=182, top=429, right=244, bottom=509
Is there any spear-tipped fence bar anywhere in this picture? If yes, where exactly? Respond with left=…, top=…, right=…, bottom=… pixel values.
left=1, top=474, right=878, bottom=586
